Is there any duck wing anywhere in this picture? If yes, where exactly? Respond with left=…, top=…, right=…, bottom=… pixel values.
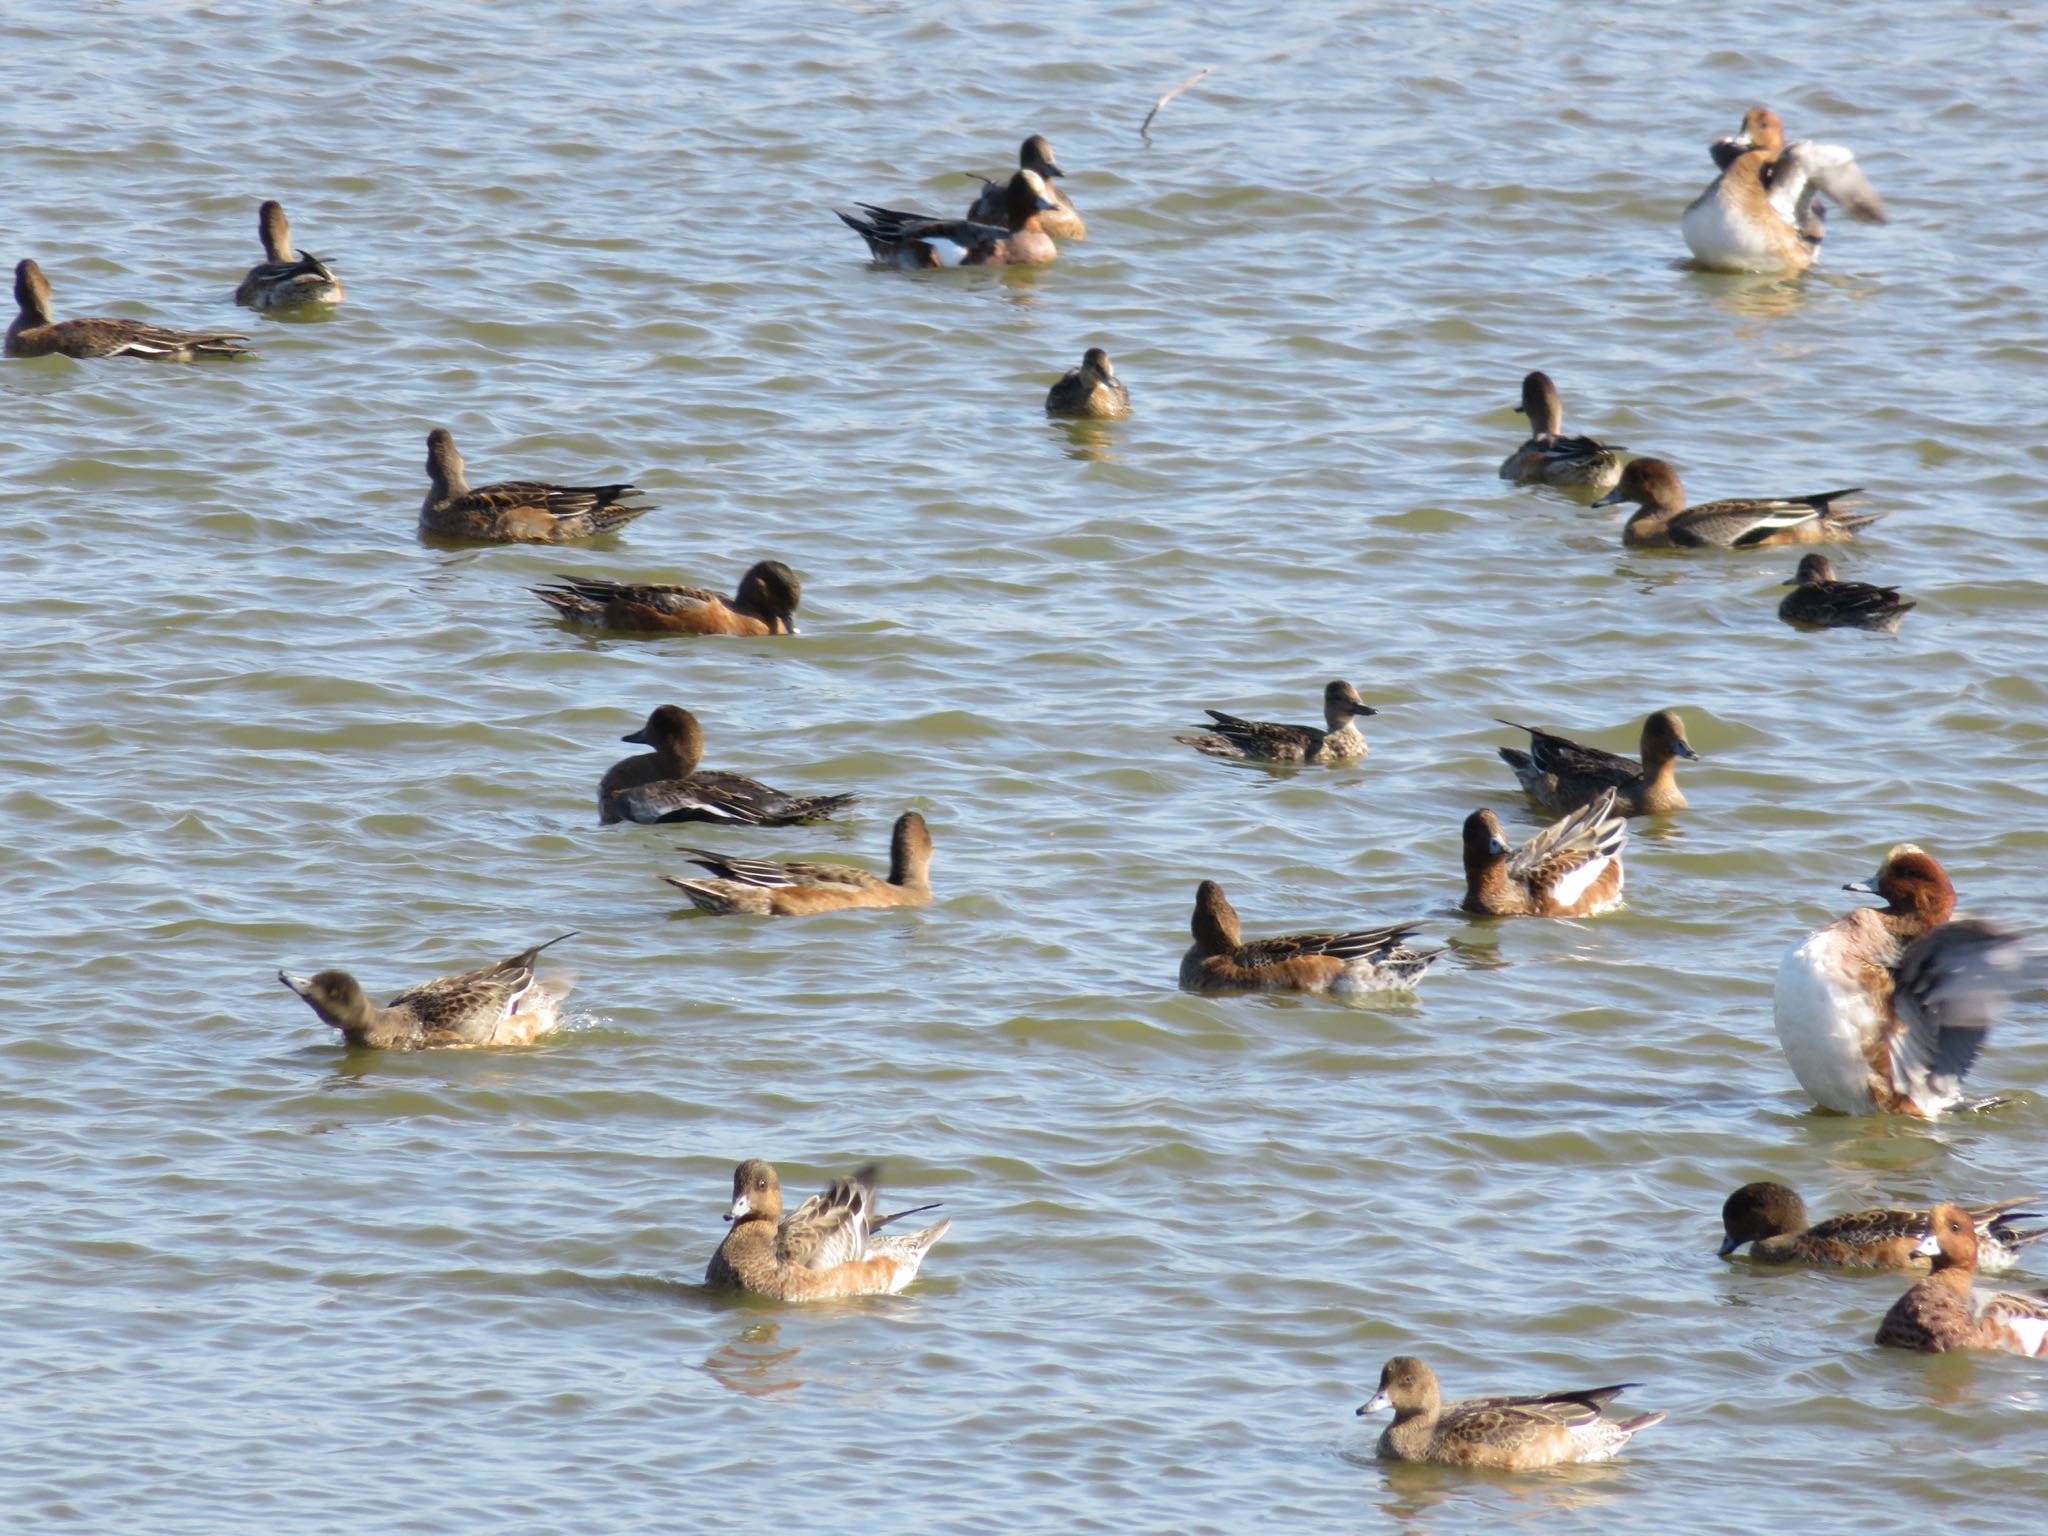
left=673, top=849, right=877, bottom=891
left=1888, top=919, right=2039, bottom=1110
left=1233, top=922, right=1430, bottom=970
left=1771, top=140, right=1888, bottom=227
left=1443, top=1384, right=1640, bottom=1440
left=1200, top=710, right=1321, bottom=758
left=778, top=1165, right=881, bottom=1270
left=1508, top=788, right=1627, bottom=885
left=1495, top=720, right=1640, bottom=786
left=390, top=933, right=576, bottom=1045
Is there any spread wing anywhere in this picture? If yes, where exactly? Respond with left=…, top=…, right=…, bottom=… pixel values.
left=777, top=1165, right=880, bottom=1270
left=1508, top=788, right=1627, bottom=886
left=1772, top=140, right=1888, bottom=227
left=1890, top=919, right=2040, bottom=1107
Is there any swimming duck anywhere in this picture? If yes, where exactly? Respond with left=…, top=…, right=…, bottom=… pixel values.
left=6, top=258, right=253, bottom=360
left=1876, top=1203, right=2048, bottom=1357
left=234, top=201, right=344, bottom=309
left=1045, top=347, right=1130, bottom=418
left=278, top=933, right=575, bottom=1050
left=1777, top=553, right=1914, bottom=632
left=664, top=811, right=933, bottom=915
left=705, top=1160, right=950, bottom=1301
left=1495, top=709, right=1698, bottom=816
left=838, top=168, right=1061, bottom=268
left=1461, top=788, right=1627, bottom=918
left=1179, top=880, right=1440, bottom=996
left=599, top=705, right=856, bottom=827
left=966, top=134, right=1086, bottom=239
left=1176, top=680, right=1376, bottom=765
left=419, top=427, right=654, bottom=543
left=1719, top=1182, right=2044, bottom=1271
left=1356, top=1356, right=1664, bottom=1469
left=1593, top=459, right=1876, bottom=548
left=1683, top=107, right=1887, bottom=274
left=1496, top=371, right=1626, bottom=494
left=532, top=561, right=801, bottom=636
left=1773, top=844, right=2037, bottom=1117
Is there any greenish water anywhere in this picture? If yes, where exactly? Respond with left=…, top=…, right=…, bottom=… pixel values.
left=4, top=2, right=2045, bottom=1532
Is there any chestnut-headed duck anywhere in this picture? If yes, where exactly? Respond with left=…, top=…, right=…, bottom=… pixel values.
left=1876, top=1203, right=2048, bottom=1357
left=234, top=201, right=343, bottom=310
left=278, top=933, right=575, bottom=1050
left=532, top=560, right=801, bottom=636
left=1046, top=347, right=1130, bottom=418
left=419, top=428, right=653, bottom=543
left=1593, top=459, right=1876, bottom=548
left=7, top=258, right=252, bottom=360
left=1774, top=844, right=2037, bottom=1117
left=1719, top=1182, right=2044, bottom=1272
left=1177, top=680, right=1377, bottom=765
left=967, top=134, right=1086, bottom=240
left=838, top=168, right=1061, bottom=268
left=1497, top=371, right=1626, bottom=494
left=1356, top=1356, right=1664, bottom=1470
left=599, top=705, right=856, bottom=827
left=665, top=811, right=932, bottom=915
left=1461, top=788, right=1627, bottom=918
left=1778, top=553, right=1914, bottom=633
left=705, top=1160, right=950, bottom=1301
left=1684, top=107, right=1887, bottom=274
left=1495, top=709, right=1698, bottom=817
left=1179, top=881, right=1440, bottom=996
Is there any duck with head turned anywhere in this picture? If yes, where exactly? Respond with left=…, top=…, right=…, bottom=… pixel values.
left=1497, top=371, right=1626, bottom=495
left=1594, top=458, right=1876, bottom=548
left=705, top=1160, right=950, bottom=1301
left=598, top=705, right=856, bottom=827
left=1046, top=347, right=1130, bottom=418
left=235, top=200, right=344, bottom=309
left=419, top=427, right=655, bottom=543
left=1773, top=845, right=2037, bottom=1117
left=967, top=134, right=1085, bottom=239
left=1356, top=1356, right=1665, bottom=1469
left=1178, top=880, right=1440, bottom=995
left=838, top=168, right=1062, bottom=268
left=1683, top=106, right=1887, bottom=274
left=1461, top=788, right=1627, bottom=918
left=1876, top=1203, right=2048, bottom=1356
left=7, top=258, right=253, bottom=360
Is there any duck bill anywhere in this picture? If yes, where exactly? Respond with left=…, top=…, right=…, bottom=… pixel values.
left=724, top=1194, right=750, bottom=1222
left=1356, top=1390, right=1392, bottom=1416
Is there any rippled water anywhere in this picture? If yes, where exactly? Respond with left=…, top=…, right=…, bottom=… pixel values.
left=6, top=2, right=2047, bottom=1531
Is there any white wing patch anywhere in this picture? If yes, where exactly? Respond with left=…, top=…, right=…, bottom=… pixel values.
left=1548, top=852, right=1616, bottom=909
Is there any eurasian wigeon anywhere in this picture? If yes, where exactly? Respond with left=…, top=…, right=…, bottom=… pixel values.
left=278, top=933, right=575, bottom=1050
left=233, top=201, right=343, bottom=309
left=1777, top=553, right=1915, bottom=633
left=838, top=168, right=1061, bottom=268
left=419, top=428, right=654, bottom=543
left=1593, top=459, right=1876, bottom=547
left=7, top=258, right=252, bottom=360
left=1045, top=347, right=1130, bottom=418
left=664, top=811, right=933, bottom=915
left=1876, top=1203, right=2048, bottom=1357
left=1356, top=1356, right=1664, bottom=1470
left=1176, top=680, right=1377, bottom=765
left=598, top=705, right=856, bottom=827
left=705, top=1160, right=950, bottom=1301
left=1179, top=881, right=1440, bottom=996
left=966, top=134, right=1086, bottom=239
left=1496, top=371, right=1626, bottom=495
left=1682, top=106, right=1888, bottom=274
left=1461, top=788, right=1627, bottom=918
left=1773, top=844, right=2037, bottom=1117
left=532, top=560, right=801, bottom=636
left=1719, top=1182, right=2044, bottom=1271
left=1495, top=709, right=1698, bottom=817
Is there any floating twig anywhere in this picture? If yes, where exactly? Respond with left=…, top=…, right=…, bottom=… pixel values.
left=1139, top=66, right=1215, bottom=141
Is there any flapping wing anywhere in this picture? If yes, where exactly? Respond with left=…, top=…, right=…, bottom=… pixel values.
left=1509, top=788, right=1627, bottom=886
left=1777, top=140, right=1888, bottom=226
left=1890, top=919, right=2039, bottom=1107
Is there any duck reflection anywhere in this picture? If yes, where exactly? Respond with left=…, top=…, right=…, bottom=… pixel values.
left=702, top=1315, right=804, bottom=1398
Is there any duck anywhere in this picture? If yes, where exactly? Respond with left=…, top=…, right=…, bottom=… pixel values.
left=664, top=811, right=933, bottom=915
left=837, top=168, right=1061, bottom=268
left=966, top=134, right=1086, bottom=239
left=7, top=258, right=253, bottom=360
left=418, top=427, right=654, bottom=543
left=1683, top=107, right=1887, bottom=274
left=1178, top=881, right=1440, bottom=996
left=1356, top=1356, right=1664, bottom=1469
left=233, top=200, right=344, bottom=309
left=1461, top=788, right=1627, bottom=918
left=1719, top=1181, right=2044, bottom=1271
left=1593, top=459, right=1877, bottom=548
left=1176, top=680, right=1377, bottom=765
left=1777, top=553, right=1915, bottom=632
left=278, top=933, right=575, bottom=1050
left=1046, top=347, right=1130, bottom=418
left=599, top=704, right=856, bottom=827
left=1773, top=844, right=2037, bottom=1117
left=1875, top=1203, right=2048, bottom=1356
left=705, top=1160, right=950, bottom=1301
left=531, top=560, right=801, bottom=636
left=1495, top=709, right=1699, bottom=816
left=1496, top=371, right=1626, bottom=494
